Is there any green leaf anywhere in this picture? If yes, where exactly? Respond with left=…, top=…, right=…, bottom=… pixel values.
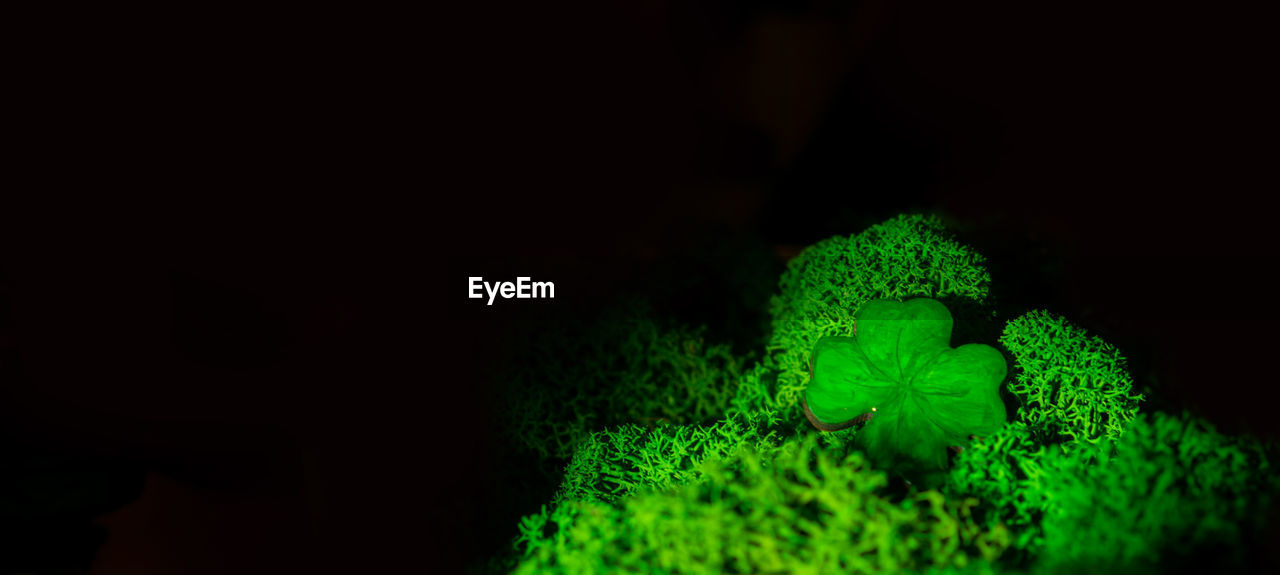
left=803, top=298, right=1006, bottom=485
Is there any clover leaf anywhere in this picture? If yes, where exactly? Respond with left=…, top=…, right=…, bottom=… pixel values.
left=803, top=298, right=1006, bottom=486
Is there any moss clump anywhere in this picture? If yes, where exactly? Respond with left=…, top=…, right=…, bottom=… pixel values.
left=500, top=300, right=751, bottom=461
left=1000, top=310, right=1144, bottom=446
left=554, top=410, right=785, bottom=504
left=765, top=214, right=991, bottom=416
left=945, top=421, right=1051, bottom=555
left=515, top=434, right=1010, bottom=574
left=949, top=413, right=1278, bottom=571
left=1038, top=412, right=1276, bottom=570
left=726, top=362, right=779, bottom=418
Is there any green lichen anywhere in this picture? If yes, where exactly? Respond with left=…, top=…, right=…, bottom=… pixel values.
left=945, top=421, right=1050, bottom=554
left=727, top=362, right=778, bottom=417
left=500, top=300, right=750, bottom=461
left=948, top=412, right=1278, bottom=571
left=515, top=434, right=1010, bottom=574
left=765, top=214, right=991, bottom=417
left=1000, top=310, right=1144, bottom=446
left=1037, top=412, right=1276, bottom=570
left=554, top=411, right=785, bottom=504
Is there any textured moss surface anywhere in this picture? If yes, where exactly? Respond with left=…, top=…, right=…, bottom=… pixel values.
left=1000, top=310, right=1144, bottom=446
left=554, top=411, right=785, bottom=504
left=516, top=434, right=1009, bottom=575
left=949, top=413, right=1277, bottom=571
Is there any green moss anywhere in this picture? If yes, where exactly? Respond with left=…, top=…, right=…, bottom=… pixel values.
left=949, top=413, right=1278, bottom=571
left=766, top=214, right=991, bottom=417
left=1039, top=412, right=1276, bottom=570
left=946, top=421, right=1050, bottom=555
left=1000, top=310, right=1144, bottom=446
left=500, top=300, right=751, bottom=460
left=515, top=434, right=1010, bottom=574
left=554, top=411, right=786, bottom=504
left=727, top=362, right=779, bottom=417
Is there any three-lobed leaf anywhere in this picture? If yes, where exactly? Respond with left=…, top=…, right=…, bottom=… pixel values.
left=804, top=298, right=1006, bottom=485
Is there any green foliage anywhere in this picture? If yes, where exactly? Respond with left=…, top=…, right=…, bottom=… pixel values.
left=727, top=362, right=778, bottom=417
left=949, top=412, right=1279, bottom=571
left=555, top=411, right=785, bottom=504
left=501, top=300, right=751, bottom=460
left=492, top=214, right=1280, bottom=573
left=1000, top=310, right=1144, bottom=446
left=805, top=298, right=1007, bottom=488
left=515, top=434, right=1010, bottom=574
left=945, top=421, right=1051, bottom=554
left=767, top=214, right=991, bottom=416
left=1038, top=412, right=1277, bottom=570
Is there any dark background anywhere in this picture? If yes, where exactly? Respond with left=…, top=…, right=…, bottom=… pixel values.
left=6, top=1, right=1276, bottom=572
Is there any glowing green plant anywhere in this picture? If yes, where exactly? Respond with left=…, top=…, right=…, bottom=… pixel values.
left=945, top=420, right=1050, bottom=554
left=513, top=434, right=1009, bottom=574
left=727, top=362, right=776, bottom=417
left=763, top=214, right=991, bottom=416
left=1000, top=310, right=1144, bottom=446
left=554, top=411, right=785, bottom=504
left=948, top=413, right=1279, bottom=571
left=803, top=298, right=1007, bottom=487
left=1036, top=412, right=1277, bottom=570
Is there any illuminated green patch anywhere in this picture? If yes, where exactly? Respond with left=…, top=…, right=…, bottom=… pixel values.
left=804, top=298, right=1006, bottom=487
left=1000, top=310, right=1144, bottom=446
left=950, top=413, right=1278, bottom=571
left=514, top=434, right=1009, bottom=574
left=554, top=411, right=785, bottom=504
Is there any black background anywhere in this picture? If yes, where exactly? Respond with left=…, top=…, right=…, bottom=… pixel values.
left=6, top=1, right=1277, bottom=572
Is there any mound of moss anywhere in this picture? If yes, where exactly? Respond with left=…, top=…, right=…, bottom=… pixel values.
left=1000, top=310, right=1144, bottom=446
left=515, top=434, right=1009, bottom=574
left=949, top=412, right=1277, bottom=571
left=758, top=214, right=991, bottom=416
left=554, top=410, right=785, bottom=504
